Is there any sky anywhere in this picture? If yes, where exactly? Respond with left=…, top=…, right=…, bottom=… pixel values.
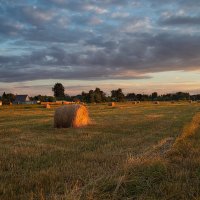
left=0, top=0, right=200, bottom=96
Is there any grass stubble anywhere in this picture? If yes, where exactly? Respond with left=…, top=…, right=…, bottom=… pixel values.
left=0, top=102, right=200, bottom=199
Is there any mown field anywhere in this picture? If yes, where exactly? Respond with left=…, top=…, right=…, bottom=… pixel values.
left=0, top=102, right=200, bottom=200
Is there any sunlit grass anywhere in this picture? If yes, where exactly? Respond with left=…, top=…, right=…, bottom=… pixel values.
left=0, top=102, right=200, bottom=199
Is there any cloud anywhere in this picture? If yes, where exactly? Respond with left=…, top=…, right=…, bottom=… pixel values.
left=83, top=5, right=108, bottom=14
left=159, top=15, right=200, bottom=26
left=0, top=0, right=200, bottom=86
left=1, top=31, right=200, bottom=83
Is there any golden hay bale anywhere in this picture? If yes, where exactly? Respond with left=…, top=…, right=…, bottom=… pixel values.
left=132, top=101, right=137, bottom=104
left=41, top=102, right=49, bottom=105
left=137, top=101, right=140, bottom=104
left=54, top=104, right=90, bottom=128
left=0, top=101, right=2, bottom=106
left=55, top=101, right=63, bottom=105
left=108, top=102, right=115, bottom=106
left=62, top=101, right=71, bottom=105
left=154, top=101, right=160, bottom=104
left=44, top=104, right=51, bottom=109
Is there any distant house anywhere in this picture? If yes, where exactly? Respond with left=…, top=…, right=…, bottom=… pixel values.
left=14, top=95, right=33, bottom=104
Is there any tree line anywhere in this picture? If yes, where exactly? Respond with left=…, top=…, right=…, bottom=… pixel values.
left=1, top=83, right=200, bottom=104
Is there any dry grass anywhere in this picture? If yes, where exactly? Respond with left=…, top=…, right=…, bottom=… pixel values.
left=0, top=102, right=200, bottom=199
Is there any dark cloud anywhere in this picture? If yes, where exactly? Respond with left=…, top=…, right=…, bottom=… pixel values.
left=0, top=0, right=200, bottom=83
left=159, top=16, right=200, bottom=26
left=1, top=31, right=200, bottom=82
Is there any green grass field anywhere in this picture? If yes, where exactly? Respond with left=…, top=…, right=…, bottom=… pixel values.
left=0, top=102, right=200, bottom=200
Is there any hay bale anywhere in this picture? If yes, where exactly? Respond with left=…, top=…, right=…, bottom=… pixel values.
left=44, top=104, right=51, bottom=109
left=132, top=101, right=137, bottom=104
left=154, top=101, right=160, bottom=104
left=108, top=102, right=115, bottom=106
left=62, top=101, right=71, bottom=105
left=0, top=101, right=2, bottom=106
left=41, top=102, right=50, bottom=105
left=54, top=104, right=90, bottom=128
left=55, top=101, right=63, bottom=105
left=137, top=101, right=140, bottom=104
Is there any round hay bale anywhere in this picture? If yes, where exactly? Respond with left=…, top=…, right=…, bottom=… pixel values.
left=132, top=101, right=137, bottom=104
left=154, top=101, right=160, bottom=104
left=137, top=101, right=140, bottom=104
left=54, top=104, right=90, bottom=128
left=44, top=104, right=51, bottom=109
left=108, top=102, right=115, bottom=106
left=62, top=101, right=71, bottom=105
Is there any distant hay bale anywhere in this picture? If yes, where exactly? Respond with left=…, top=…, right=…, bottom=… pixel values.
left=137, top=101, right=140, bottom=104
left=171, top=101, right=175, bottom=104
left=132, top=101, right=137, bottom=104
left=154, top=101, right=160, bottom=104
left=62, top=101, right=71, bottom=105
left=41, top=102, right=49, bottom=105
left=0, top=101, right=2, bottom=106
left=55, top=101, right=63, bottom=105
left=54, top=104, right=90, bottom=128
left=44, top=104, right=51, bottom=109
left=108, top=102, right=115, bottom=106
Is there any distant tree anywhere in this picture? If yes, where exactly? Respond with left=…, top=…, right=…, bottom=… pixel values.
left=33, top=95, right=55, bottom=102
left=2, top=92, right=15, bottom=104
left=136, top=94, right=142, bottom=101
left=111, top=88, right=125, bottom=102
left=152, top=92, right=158, bottom=100
left=81, top=88, right=107, bottom=103
left=141, top=94, right=149, bottom=101
left=94, top=88, right=106, bottom=103
left=65, top=94, right=71, bottom=101
left=87, top=90, right=94, bottom=103
left=172, top=92, right=190, bottom=101
left=48, top=96, right=56, bottom=102
left=2, top=92, right=6, bottom=100
left=126, top=93, right=136, bottom=101
left=52, top=83, right=65, bottom=99
left=81, top=91, right=88, bottom=102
